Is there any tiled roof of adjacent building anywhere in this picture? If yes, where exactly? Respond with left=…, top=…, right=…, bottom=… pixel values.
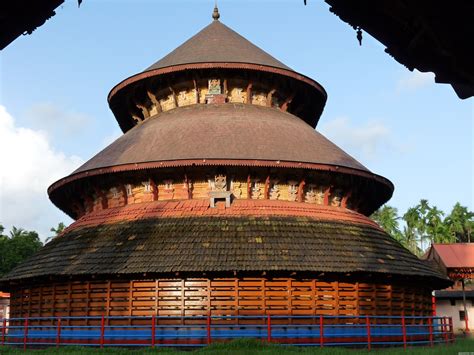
left=426, top=243, right=474, bottom=269
left=144, top=20, right=291, bottom=72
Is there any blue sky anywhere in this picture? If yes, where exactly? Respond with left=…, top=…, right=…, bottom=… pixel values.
left=0, top=0, right=472, bottom=240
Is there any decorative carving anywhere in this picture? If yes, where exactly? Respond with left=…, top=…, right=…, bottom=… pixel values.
left=305, top=185, right=317, bottom=204
left=208, top=79, right=221, bottom=95
left=207, top=176, right=215, bottom=191
left=315, top=187, right=325, bottom=204
left=147, top=90, right=160, bottom=107
left=288, top=181, right=298, bottom=202
left=304, top=185, right=324, bottom=204
left=177, top=90, right=186, bottom=106
left=230, top=88, right=245, bottom=103
left=331, top=189, right=343, bottom=207
left=232, top=180, right=243, bottom=199
left=77, top=177, right=360, bottom=215
left=214, top=174, right=227, bottom=192
left=92, top=189, right=107, bottom=211
left=164, top=180, right=173, bottom=190
left=210, top=174, right=231, bottom=208
left=269, top=181, right=280, bottom=200
left=160, top=95, right=176, bottom=111
left=136, top=103, right=150, bottom=119
left=252, top=93, right=267, bottom=106
left=142, top=181, right=152, bottom=193
left=251, top=179, right=262, bottom=199
left=110, top=187, right=119, bottom=198
left=205, top=79, right=226, bottom=103
left=131, top=114, right=142, bottom=123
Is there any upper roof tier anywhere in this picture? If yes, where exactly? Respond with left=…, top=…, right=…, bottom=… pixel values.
left=144, top=20, right=291, bottom=72
left=107, top=17, right=327, bottom=133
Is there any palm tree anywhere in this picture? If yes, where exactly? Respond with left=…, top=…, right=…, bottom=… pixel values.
left=445, top=203, right=474, bottom=242
left=402, top=206, right=425, bottom=255
left=9, top=226, right=27, bottom=239
left=426, top=205, right=449, bottom=243
left=46, top=222, right=66, bottom=243
left=370, top=205, right=402, bottom=239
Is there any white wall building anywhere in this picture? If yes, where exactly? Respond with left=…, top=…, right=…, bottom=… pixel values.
left=435, top=290, right=474, bottom=333
left=425, top=244, right=474, bottom=334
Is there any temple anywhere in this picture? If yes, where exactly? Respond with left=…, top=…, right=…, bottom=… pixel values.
left=1, top=8, right=449, bottom=323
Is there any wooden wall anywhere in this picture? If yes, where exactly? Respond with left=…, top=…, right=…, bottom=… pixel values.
left=10, top=278, right=432, bottom=324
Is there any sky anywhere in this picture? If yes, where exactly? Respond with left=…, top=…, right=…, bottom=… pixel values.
left=0, top=0, right=472, bottom=241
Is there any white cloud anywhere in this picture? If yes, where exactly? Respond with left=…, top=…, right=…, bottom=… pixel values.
left=397, top=70, right=435, bottom=91
left=25, top=102, right=91, bottom=138
left=318, top=116, right=392, bottom=160
left=0, top=105, right=84, bottom=241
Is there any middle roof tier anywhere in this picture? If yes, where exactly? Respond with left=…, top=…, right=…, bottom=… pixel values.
left=48, top=103, right=393, bottom=218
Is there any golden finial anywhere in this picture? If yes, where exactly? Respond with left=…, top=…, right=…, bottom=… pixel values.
left=212, top=3, right=220, bottom=21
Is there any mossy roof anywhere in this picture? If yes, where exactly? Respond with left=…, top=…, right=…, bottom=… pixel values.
left=2, top=216, right=448, bottom=287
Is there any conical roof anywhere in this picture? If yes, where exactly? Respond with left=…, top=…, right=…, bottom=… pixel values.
left=143, top=19, right=291, bottom=72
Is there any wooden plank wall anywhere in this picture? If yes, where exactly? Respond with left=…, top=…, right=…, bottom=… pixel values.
left=9, top=278, right=432, bottom=325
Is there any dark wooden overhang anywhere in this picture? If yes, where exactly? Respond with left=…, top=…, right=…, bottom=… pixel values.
left=325, top=0, right=474, bottom=99
left=0, top=0, right=66, bottom=50
left=108, top=64, right=327, bottom=133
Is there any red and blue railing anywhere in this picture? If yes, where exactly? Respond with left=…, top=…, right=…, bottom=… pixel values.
left=0, top=315, right=454, bottom=349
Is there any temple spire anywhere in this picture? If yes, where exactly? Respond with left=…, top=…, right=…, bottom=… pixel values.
left=212, top=3, right=220, bottom=21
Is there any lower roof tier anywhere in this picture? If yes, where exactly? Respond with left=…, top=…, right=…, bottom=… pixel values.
left=1, top=200, right=449, bottom=288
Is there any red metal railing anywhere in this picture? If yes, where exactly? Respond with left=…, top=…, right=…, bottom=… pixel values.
left=0, top=315, right=454, bottom=349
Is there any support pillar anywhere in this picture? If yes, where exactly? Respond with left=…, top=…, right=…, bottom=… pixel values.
left=462, top=279, right=470, bottom=333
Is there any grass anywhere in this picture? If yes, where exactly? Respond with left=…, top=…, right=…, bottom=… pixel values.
left=0, top=338, right=472, bottom=354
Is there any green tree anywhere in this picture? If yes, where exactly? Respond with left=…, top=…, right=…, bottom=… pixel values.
left=370, top=205, right=402, bottom=240
left=402, top=206, right=423, bottom=255
left=46, top=222, right=66, bottom=243
left=0, top=224, right=43, bottom=277
left=445, top=203, right=474, bottom=243
left=426, top=205, right=451, bottom=243
left=401, top=199, right=452, bottom=253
